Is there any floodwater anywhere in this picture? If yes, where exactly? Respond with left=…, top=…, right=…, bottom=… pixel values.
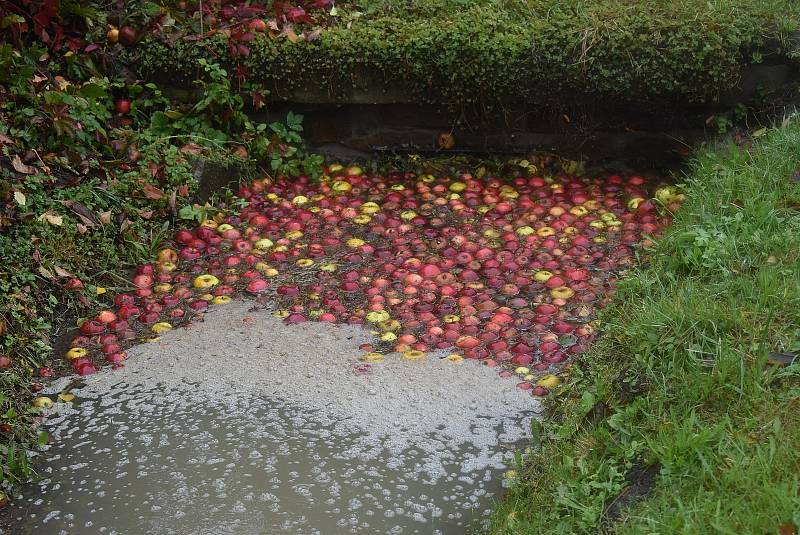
left=11, top=303, right=538, bottom=535
left=12, top=385, right=529, bottom=535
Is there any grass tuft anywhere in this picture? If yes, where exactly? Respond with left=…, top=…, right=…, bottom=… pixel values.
left=489, top=121, right=800, bottom=534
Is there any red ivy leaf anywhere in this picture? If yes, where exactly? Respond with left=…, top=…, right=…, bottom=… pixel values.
left=237, top=44, right=250, bottom=57
left=67, top=37, right=81, bottom=53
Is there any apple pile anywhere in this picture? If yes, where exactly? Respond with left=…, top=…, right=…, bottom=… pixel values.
left=60, top=164, right=679, bottom=396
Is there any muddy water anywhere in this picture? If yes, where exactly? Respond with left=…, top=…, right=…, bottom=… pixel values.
left=12, top=302, right=537, bottom=534
left=13, top=385, right=529, bottom=534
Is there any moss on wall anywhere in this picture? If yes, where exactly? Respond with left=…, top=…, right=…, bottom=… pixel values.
left=131, top=0, right=800, bottom=109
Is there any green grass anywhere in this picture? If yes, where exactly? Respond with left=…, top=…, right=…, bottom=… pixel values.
left=489, top=121, right=800, bottom=533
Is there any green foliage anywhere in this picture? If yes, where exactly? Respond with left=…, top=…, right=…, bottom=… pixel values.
left=133, top=0, right=800, bottom=112
left=489, top=121, right=800, bottom=534
left=0, top=27, right=319, bottom=493
left=247, top=111, right=325, bottom=177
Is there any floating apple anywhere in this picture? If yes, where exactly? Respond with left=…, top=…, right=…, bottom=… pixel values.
left=49, top=165, right=674, bottom=396
left=118, top=26, right=138, bottom=46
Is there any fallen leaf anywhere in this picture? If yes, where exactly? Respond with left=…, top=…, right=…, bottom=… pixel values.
left=306, top=28, right=322, bottom=42
left=147, top=161, right=162, bottom=178
left=137, top=209, right=154, bottom=219
left=179, top=143, right=203, bottom=155
left=95, top=286, right=107, bottom=295
left=233, top=145, right=249, bottom=159
left=76, top=223, right=87, bottom=234
left=0, top=134, right=13, bottom=145
left=778, top=523, right=798, bottom=535
left=37, top=266, right=55, bottom=280
left=60, top=200, right=99, bottom=227
left=58, top=393, right=75, bottom=402
left=38, top=212, right=63, bottom=226
left=53, top=265, right=74, bottom=278
left=11, top=155, right=36, bottom=174
left=142, top=183, right=165, bottom=200
left=284, top=27, right=299, bottom=43
left=168, top=190, right=177, bottom=215
left=13, top=191, right=27, bottom=206
left=99, top=210, right=112, bottom=224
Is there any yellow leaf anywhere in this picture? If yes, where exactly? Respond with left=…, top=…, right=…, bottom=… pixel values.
left=285, top=28, right=299, bottom=43
left=13, top=191, right=26, bottom=206
left=95, top=286, right=107, bottom=295
left=58, top=393, right=75, bottom=402
left=38, top=212, right=63, bottom=226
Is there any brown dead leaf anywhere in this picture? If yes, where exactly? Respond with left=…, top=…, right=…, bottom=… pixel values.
left=137, top=209, right=154, bottom=220
left=147, top=161, right=162, bottom=178
left=779, top=523, right=797, bottom=535
left=233, top=145, right=249, bottom=159
left=53, top=265, right=74, bottom=278
left=38, top=266, right=56, bottom=280
left=0, top=134, right=14, bottom=145
left=268, top=19, right=280, bottom=31
left=60, top=200, right=98, bottom=227
left=142, top=183, right=165, bottom=200
left=11, top=155, right=36, bottom=174
left=306, top=28, right=322, bottom=42
left=168, top=190, right=177, bottom=215
left=284, top=27, right=299, bottom=43
left=99, top=210, right=112, bottom=224
left=180, top=143, right=203, bottom=155
left=119, top=218, right=132, bottom=232
left=76, top=223, right=88, bottom=234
